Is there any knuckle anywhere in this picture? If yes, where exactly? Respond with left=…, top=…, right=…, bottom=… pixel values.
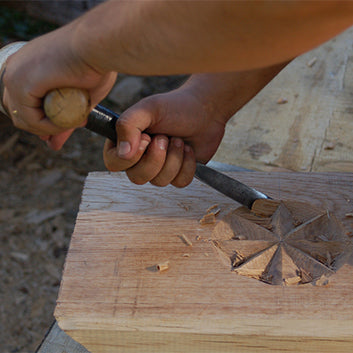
left=150, top=177, right=169, bottom=187
left=126, top=171, right=148, bottom=185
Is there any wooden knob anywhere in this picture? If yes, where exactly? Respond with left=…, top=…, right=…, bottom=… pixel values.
left=44, top=87, right=90, bottom=128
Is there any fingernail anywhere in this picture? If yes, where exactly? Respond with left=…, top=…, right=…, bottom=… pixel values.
left=118, top=141, right=131, bottom=157
left=184, top=144, right=191, bottom=153
left=157, top=137, right=168, bottom=150
left=173, top=138, right=183, bottom=148
left=139, top=139, right=150, bottom=151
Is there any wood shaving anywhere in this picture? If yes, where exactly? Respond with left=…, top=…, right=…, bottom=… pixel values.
left=199, top=213, right=216, bottom=225
left=284, top=276, right=301, bottom=286
left=206, top=204, right=221, bottom=215
left=324, top=142, right=336, bottom=150
left=306, top=56, right=317, bottom=67
left=179, top=233, right=193, bottom=247
left=277, top=98, right=288, bottom=104
left=156, top=261, right=169, bottom=272
left=314, top=275, right=330, bottom=286
left=345, top=213, right=353, bottom=218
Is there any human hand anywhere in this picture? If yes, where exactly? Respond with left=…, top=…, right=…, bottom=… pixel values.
left=103, top=82, right=227, bottom=187
left=1, top=24, right=117, bottom=150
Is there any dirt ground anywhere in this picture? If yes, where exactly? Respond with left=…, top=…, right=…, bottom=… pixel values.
left=0, top=6, right=186, bottom=352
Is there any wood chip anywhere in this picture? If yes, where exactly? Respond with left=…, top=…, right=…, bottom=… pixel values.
left=277, top=98, right=288, bottom=104
left=199, top=213, right=216, bottom=225
left=345, top=213, right=353, bottom=218
left=206, top=204, right=220, bottom=215
left=284, top=276, right=301, bottom=286
left=306, top=56, right=317, bottom=67
left=324, top=142, right=336, bottom=150
left=156, top=261, right=169, bottom=272
left=179, top=234, right=193, bottom=247
left=314, top=275, right=330, bottom=286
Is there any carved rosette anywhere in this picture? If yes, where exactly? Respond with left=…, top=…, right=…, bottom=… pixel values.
left=212, top=200, right=351, bottom=285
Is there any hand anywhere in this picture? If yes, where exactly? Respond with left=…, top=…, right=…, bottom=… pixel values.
left=2, top=24, right=117, bottom=150
left=103, top=83, right=227, bottom=187
left=104, top=67, right=289, bottom=187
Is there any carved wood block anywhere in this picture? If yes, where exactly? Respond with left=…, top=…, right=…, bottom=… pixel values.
left=55, top=172, right=353, bottom=353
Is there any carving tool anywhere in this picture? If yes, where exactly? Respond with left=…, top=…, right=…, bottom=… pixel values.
left=0, top=42, right=269, bottom=209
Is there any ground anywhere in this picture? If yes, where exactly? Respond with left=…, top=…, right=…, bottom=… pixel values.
left=0, top=7, right=185, bottom=352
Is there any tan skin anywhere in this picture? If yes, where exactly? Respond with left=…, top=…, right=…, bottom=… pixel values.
left=2, top=1, right=353, bottom=187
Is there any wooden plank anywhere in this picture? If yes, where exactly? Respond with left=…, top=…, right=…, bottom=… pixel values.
left=55, top=171, right=353, bottom=353
left=213, top=26, right=353, bottom=172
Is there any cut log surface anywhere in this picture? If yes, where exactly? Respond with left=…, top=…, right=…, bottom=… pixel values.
left=55, top=172, right=353, bottom=353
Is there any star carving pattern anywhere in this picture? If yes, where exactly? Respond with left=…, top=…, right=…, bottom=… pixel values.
left=212, top=200, right=350, bottom=285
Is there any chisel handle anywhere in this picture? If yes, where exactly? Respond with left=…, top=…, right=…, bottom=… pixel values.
left=44, top=87, right=91, bottom=128
left=0, top=41, right=91, bottom=128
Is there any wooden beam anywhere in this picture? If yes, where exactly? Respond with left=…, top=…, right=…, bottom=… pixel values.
left=214, top=26, right=353, bottom=172
left=55, top=171, right=353, bottom=353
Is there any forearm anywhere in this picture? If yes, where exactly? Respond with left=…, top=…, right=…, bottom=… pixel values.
left=181, top=61, right=289, bottom=126
left=71, top=0, right=353, bottom=75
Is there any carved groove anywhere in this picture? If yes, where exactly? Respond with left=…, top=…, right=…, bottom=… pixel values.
left=212, top=200, right=351, bottom=285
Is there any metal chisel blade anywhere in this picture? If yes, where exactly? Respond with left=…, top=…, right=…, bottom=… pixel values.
left=194, top=163, right=270, bottom=208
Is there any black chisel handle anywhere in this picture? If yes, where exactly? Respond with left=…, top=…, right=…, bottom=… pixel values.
left=86, top=104, right=119, bottom=144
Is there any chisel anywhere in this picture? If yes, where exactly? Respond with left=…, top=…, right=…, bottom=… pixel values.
left=0, top=42, right=270, bottom=209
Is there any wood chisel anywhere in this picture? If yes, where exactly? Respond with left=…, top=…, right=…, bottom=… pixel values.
left=0, top=42, right=270, bottom=209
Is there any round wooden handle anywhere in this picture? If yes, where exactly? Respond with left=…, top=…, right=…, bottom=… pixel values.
left=44, top=87, right=90, bottom=128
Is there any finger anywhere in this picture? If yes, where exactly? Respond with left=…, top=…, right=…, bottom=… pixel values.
left=115, top=101, right=158, bottom=160
left=103, top=133, right=151, bottom=172
left=46, top=129, right=75, bottom=150
left=9, top=104, right=69, bottom=136
left=171, top=145, right=196, bottom=188
left=150, top=137, right=184, bottom=187
left=126, top=135, right=169, bottom=185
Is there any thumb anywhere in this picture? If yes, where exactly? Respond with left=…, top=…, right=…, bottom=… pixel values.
left=116, top=101, right=157, bottom=160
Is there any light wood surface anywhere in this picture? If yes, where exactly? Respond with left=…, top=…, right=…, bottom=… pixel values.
left=213, top=26, right=353, bottom=173
left=55, top=171, right=353, bottom=353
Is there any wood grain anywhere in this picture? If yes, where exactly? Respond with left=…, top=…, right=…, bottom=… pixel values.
left=213, top=26, right=353, bottom=173
left=55, top=172, right=353, bottom=353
